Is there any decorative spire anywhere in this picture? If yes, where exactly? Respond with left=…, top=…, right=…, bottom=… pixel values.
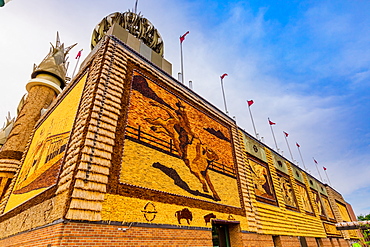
left=31, top=32, right=76, bottom=88
left=0, top=112, right=14, bottom=147
left=134, top=0, right=139, bottom=13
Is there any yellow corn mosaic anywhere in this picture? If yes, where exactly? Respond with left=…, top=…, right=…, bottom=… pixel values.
left=4, top=75, right=87, bottom=213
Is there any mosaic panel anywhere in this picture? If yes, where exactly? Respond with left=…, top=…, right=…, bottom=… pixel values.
left=311, top=190, right=325, bottom=216
left=336, top=201, right=351, bottom=222
left=119, top=72, right=240, bottom=207
left=322, top=196, right=335, bottom=219
left=323, top=222, right=341, bottom=236
left=4, top=75, right=86, bottom=213
left=296, top=182, right=313, bottom=213
left=277, top=172, right=297, bottom=208
left=248, top=158, right=276, bottom=204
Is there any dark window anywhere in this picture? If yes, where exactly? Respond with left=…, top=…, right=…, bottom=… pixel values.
left=212, top=224, right=230, bottom=247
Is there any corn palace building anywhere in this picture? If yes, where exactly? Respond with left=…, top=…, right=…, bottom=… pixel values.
left=0, top=11, right=363, bottom=247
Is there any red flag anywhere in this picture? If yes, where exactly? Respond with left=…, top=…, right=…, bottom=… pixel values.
left=247, top=100, right=254, bottom=106
left=323, top=166, right=327, bottom=171
left=180, top=31, right=190, bottom=43
left=314, top=159, right=318, bottom=164
left=268, top=119, right=276, bottom=125
left=220, top=73, right=228, bottom=79
left=75, top=49, right=83, bottom=59
left=296, top=142, right=300, bottom=148
left=283, top=131, right=289, bottom=137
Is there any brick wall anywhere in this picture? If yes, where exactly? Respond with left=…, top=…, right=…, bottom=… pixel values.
left=276, top=235, right=301, bottom=247
left=0, top=222, right=64, bottom=247
left=306, top=237, right=319, bottom=247
left=241, top=232, right=274, bottom=247
left=330, top=238, right=340, bottom=247
left=320, top=238, right=332, bottom=247
left=337, top=238, right=350, bottom=247
left=0, top=221, right=213, bottom=247
left=0, top=217, right=353, bottom=247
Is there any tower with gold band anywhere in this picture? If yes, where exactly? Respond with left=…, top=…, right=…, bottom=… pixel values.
left=0, top=34, right=75, bottom=201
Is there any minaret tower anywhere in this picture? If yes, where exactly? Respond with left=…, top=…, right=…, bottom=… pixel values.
left=0, top=33, right=75, bottom=200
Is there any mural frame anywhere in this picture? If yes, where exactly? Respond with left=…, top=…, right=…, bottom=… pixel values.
left=247, top=155, right=278, bottom=206
left=276, top=171, right=298, bottom=211
left=295, top=181, right=315, bottom=216
left=321, top=194, right=336, bottom=222
left=311, top=189, right=326, bottom=218
left=1, top=69, right=89, bottom=217
left=107, top=60, right=246, bottom=216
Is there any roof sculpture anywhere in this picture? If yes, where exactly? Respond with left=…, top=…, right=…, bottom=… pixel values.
left=0, top=112, right=14, bottom=147
left=91, top=11, right=164, bottom=56
left=31, top=32, right=76, bottom=88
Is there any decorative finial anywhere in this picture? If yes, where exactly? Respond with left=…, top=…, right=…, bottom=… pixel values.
left=134, top=0, right=139, bottom=13
left=91, top=12, right=164, bottom=56
left=0, top=112, right=14, bottom=146
left=32, top=32, right=77, bottom=88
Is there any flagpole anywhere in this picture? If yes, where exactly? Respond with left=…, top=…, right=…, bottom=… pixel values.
left=134, top=0, right=139, bottom=13
left=180, top=40, right=184, bottom=84
left=220, top=75, right=228, bottom=114
left=313, top=158, right=323, bottom=181
left=268, top=118, right=278, bottom=151
left=179, top=31, right=189, bottom=84
left=72, top=49, right=83, bottom=79
left=284, top=132, right=294, bottom=161
left=247, top=101, right=257, bottom=138
left=296, top=144, right=307, bottom=171
left=324, top=168, right=331, bottom=185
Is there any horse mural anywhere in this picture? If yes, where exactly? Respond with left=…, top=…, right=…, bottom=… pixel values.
left=145, top=100, right=221, bottom=201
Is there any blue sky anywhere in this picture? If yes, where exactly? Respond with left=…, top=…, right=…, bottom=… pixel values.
left=0, top=0, right=369, bottom=216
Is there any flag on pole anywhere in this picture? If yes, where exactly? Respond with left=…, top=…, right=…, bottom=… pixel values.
left=75, top=49, right=83, bottom=59
left=268, top=118, right=279, bottom=151
left=323, top=166, right=331, bottom=185
left=283, top=131, right=293, bottom=161
left=247, top=100, right=257, bottom=138
left=220, top=73, right=229, bottom=114
left=268, top=119, right=276, bottom=125
left=72, top=49, right=83, bottom=79
left=0, top=0, right=12, bottom=7
left=313, top=157, right=323, bottom=181
left=296, top=142, right=307, bottom=170
left=180, top=31, right=190, bottom=43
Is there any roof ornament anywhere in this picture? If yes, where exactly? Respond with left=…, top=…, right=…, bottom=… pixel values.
left=91, top=11, right=164, bottom=56
left=2, top=112, right=13, bottom=129
left=0, top=112, right=14, bottom=147
left=31, top=32, right=77, bottom=88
